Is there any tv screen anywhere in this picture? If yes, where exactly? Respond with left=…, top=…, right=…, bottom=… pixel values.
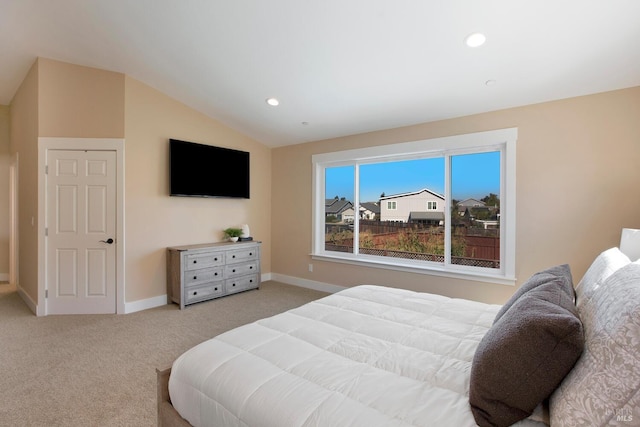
left=169, top=139, right=250, bottom=199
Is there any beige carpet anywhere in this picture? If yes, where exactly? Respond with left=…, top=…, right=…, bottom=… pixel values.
left=0, top=281, right=328, bottom=426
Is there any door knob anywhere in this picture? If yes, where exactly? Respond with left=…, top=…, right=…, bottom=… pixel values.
left=100, top=238, right=114, bottom=244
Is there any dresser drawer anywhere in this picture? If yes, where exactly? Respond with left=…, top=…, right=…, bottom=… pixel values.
left=226, top=247, right=258, bottom=264
left=225, top=274, right=259, bottom=295
left=184, top=267, right=223, bottom=287
left=185, top=252, right=225, bottom=271
left=224, top=261, right=258, bottom=278
left=185, top=282, right=225, bottom=304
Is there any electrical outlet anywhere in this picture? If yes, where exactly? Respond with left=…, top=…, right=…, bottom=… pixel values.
left=308, top=263, right=313, bottom=272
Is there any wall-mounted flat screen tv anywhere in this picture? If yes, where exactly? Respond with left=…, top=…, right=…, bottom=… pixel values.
left=169, top=139, right=250, bottom=199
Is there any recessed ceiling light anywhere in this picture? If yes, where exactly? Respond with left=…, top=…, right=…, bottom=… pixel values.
left=465, top=32, right=486, bottom=48
left=266, top=97, right=280, bottom=106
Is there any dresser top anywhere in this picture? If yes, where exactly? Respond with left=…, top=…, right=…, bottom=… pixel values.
left=168, top=241, right=261, bottom=252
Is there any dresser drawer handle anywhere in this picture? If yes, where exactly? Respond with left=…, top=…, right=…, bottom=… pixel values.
left=193, top=291, right=198, bottom=296
left=214, top=272, right=218, bottom=276
left=214, top=257, right=218, bottom=261
left=193, top=260, right=197, bottom=264
left=232, top=283, right=236, bottom=287
left=249, top=266, right=253, bottom=270
left=214, top=287, right=218, bottom=291
left=249, top=252, right=253, bottom=256
left=193, top=276, right=197, bottom=280
left=232, top=255, right=236, bottom=259
left=232, top=269, right=236, bottom=273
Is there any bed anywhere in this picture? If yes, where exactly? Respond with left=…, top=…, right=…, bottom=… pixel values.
left=158, top=230, right=640, bottom=426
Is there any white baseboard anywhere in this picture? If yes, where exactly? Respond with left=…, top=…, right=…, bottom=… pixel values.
left=16, top=285, right=38, bottom=315
left=124, top=273, right=274, bottom=314
left=269, top=273, right=346, bottom=294
left=124, top=294, right=168, bottom=314
left=122, top=273, right=342, bottom=314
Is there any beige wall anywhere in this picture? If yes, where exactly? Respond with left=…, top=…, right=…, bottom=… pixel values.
left=9, top=57, right=271, bottom=311
left=9, top=60, right=39, bottom=300
left=0, top=105, right=9, bottom=279
left=271, top=86, right=640, bottom=304
left=9, top=58, right=125, bottom=303
left=123, top=76, right=271, bottom=303
left=38, top=58, right=125, bottom=138
left=8, top=54, right=639, bottom=310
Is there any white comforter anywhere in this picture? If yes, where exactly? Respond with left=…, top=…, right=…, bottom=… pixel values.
left=169, top=285, right=545, bottom=427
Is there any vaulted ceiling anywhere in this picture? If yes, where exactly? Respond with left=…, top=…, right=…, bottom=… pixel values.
left=1, top=1, right=639, bottom=147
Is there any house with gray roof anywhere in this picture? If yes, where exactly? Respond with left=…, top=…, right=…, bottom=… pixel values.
left=359, top=202, right=380, bottom=220
left=379, top=189, right=445, bottom=223
left=325, top=197, right=353, bottom=221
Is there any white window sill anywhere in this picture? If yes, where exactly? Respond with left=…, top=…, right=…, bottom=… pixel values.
left=311, top=253, right=516, bottom=286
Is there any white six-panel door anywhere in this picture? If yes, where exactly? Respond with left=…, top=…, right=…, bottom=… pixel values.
left=46, top=150, right=117, bottom=314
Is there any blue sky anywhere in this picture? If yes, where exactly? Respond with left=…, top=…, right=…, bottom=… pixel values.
left=325, top=151, right=500, bottom=202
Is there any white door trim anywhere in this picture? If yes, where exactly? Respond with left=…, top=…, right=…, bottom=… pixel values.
left=9, top=153, right=19, bottom=287
left=38, top=137, right=125, bottom=315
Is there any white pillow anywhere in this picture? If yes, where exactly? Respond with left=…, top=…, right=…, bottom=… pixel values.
left=575, top=247, right=630, bottom=311
left=550, top=260, right=640, bottom=426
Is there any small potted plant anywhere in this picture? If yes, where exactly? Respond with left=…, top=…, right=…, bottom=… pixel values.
left=223, top=227, right=243, bottom=242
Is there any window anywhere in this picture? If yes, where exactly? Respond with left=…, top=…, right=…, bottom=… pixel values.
left=313, top=128, right=516, bottom=284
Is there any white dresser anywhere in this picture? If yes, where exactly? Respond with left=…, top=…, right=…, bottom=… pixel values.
left=166, top=241, right=261, bottom=309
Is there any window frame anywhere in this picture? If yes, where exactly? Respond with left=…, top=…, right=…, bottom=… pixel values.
left=312, top=128, right=517, bottom=285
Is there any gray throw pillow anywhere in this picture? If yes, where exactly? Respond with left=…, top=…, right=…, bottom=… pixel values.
left=469, top=279, right=584, bottom=427
left=493, top=264, right=574, bottom=324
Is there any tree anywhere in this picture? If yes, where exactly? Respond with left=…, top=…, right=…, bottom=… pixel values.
left=481, top=193, right=500, bottom=208
left=326, top=215, right=339, bottom=223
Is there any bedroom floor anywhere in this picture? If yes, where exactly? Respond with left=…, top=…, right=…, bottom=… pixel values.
left=0, top=281, right=328, bottom=426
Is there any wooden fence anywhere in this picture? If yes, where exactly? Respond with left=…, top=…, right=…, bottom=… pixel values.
left=325, top=244, right=499, bottom=268
left=325, top=220, right=500, bottom=268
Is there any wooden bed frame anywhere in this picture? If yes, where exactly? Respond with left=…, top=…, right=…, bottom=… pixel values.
left=156, top=367, right=191, bottom=427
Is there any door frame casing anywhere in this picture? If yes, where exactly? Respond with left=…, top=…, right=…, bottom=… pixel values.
left=38, top=137, right=125, bottom=316
left=9, top=153, right=18, bottom=288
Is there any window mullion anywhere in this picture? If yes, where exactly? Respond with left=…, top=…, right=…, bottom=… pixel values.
left=444, top=154, right=452, bottom=266
left=354, top=163, right=360, bottom=255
